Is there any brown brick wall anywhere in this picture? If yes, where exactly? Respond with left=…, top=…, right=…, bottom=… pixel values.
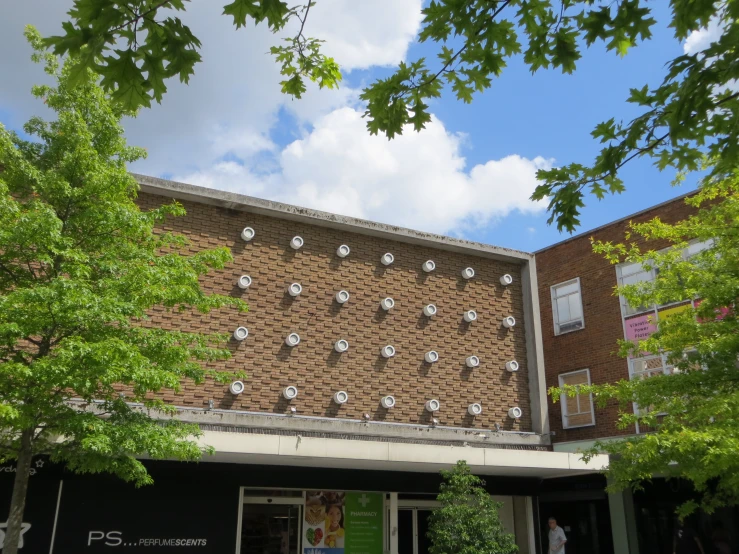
left=535, top=194, right=698, bottom=443
left=137, top=192, right=533, bottom=431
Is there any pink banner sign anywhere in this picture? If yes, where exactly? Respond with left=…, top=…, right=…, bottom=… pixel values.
left=694, top=299, right=731, bottom=321
left=624, top=313, right=657, bottom=342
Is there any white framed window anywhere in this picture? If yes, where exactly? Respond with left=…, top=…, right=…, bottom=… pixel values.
left=616, top=239, right=716, bottom=317
left=628, top=354, right=674, bottom=419
left=551, top=278, right=584, bottom=335
left=558, top=369, right=595, bottom=429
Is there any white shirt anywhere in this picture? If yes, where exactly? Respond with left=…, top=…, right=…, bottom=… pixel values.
left=548, top=526, right=567, bottom=554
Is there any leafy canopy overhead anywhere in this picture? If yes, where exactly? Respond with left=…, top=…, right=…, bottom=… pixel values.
left=554, top=175, right=739, bottom=516
left=427, top=461, right=518, bottom=554
left=45, top=0, right=739, bottom=232
left=44, top=0, right=341, bottom=109
left=0, top=26, right=247, bottom=485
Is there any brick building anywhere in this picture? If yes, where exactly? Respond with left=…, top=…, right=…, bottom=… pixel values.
left=0, top=175, right=609, bottom=554
left=535, top=192, right=738, bottom=554
left=5, top=177, right=734, bottom=554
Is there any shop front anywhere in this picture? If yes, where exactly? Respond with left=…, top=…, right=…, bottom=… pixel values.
left=0, top=458, right=542, bottom=553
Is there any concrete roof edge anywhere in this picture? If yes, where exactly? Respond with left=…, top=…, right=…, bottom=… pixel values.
left=133, top=173, right=533, bottom=263
left=534, top=188, right=698, bottom=253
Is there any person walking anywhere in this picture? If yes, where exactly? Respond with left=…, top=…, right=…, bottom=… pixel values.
left=548, top=517, right=567, bottom=554
left=674, top=520, right=705, bottom=554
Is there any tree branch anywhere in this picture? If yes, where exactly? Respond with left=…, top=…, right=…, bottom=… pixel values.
left=392, top=0, right=513, bottom=103
left=111, top=1, right=173, bottom=33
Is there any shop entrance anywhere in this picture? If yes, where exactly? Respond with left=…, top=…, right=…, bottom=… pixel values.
left=238, top=492, right=304, bottom=554
left=398, top=504, right=435, bottom=554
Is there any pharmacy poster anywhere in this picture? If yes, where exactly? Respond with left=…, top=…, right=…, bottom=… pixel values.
left=303, top=491, right=383, bottom=554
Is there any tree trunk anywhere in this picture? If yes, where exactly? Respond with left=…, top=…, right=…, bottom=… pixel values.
left=4, top=429, right=33, bottom=554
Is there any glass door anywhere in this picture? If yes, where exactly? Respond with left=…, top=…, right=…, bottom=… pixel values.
left=398, top=508, right=434, bottom=554
left=240, top=501, right=302, bottom=554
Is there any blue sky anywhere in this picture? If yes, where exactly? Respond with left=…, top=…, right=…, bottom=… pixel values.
left=0, top=1, right=706, bottom=253
left=330, top=1, right=693, bottom=251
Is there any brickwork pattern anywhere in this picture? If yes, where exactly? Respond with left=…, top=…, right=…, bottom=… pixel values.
left=535, top=195, right=698, bottom=443
left=138, top=193, right=532, bottom=431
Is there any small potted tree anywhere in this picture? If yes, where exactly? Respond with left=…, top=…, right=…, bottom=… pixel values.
left=427, top=461, right=518, bottom=554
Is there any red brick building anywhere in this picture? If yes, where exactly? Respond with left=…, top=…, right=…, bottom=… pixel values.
left=535, top=192, right=738, bottom=554
left=8, top=177, right=734, bottom=554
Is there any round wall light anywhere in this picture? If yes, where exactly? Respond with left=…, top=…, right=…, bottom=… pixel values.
left=424, top=351, right=439, bottom=363
left=285, top=333, right=301, bottom=347
left=333, top=390, right=349, bottom=405
left=380, top=297, right=395, bottom=311
left=337, top=244, right=350, bottom=258
left=290, top=236, right=304, bottom=250
left=381, top=253, right=394, bottom=266
left=229, top=381, right=245, bottom=395
left=380, top=345, right=396, bottom=358
left=335, top=290, right=350, bottom=304
left=380, top=395, right=396, bottom=409
left=422, top=260, right=436, bottom=272
left=468, top=403, right=483, bottom=416
left=502, top=316, right=516, bottom=328
left=500, top=274, right=513, bottom=286
left=233, top=327, right=249, bottom=341
left=423, top=304, right=437, bottom=317
left=283, top=385, right=299, bottom=400
left=463, top=310, right=478, bottom=323
left=505, top=360, right=519, bottom=372
left=237, top=275, right=252, bottom=289
left=287, top=282, right=302, bottom=297
left=461, top=267, right=475, bottom=279
left=334, top=339, right=349, bottom=353
left=465, top=355, right=480, bottom=368
left=508, top=406, right=523, bottom=419
left=241, top=227, right=255, bottom=242
left=425, top=399, right=441, bottom=412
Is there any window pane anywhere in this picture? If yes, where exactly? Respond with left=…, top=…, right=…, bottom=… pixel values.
left=685, top=239, right=714, bottom=258
left=631, top=356, right=666, bottom=378
left=555, top=282, right=579, bottom=296
left=622, top=269, right=652, bottom=286
left=568, top=292, right=583, bottom=320
left=559, top=371, right=594, bottom=428
left=567, top=412, right=593, bottom=427
left=556, top=296, right=571, bottom=322
left=560, top=371, right=589, bottom=387
left=565, top=395, right=580, bottom=414
left=620, top=261, right=643, bottom=275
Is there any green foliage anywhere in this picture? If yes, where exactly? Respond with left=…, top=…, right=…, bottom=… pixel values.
left=44, top=0, right=340, bottom=110
left=43, top=1, right=739, bottom=232
left=427, top=461, right=518, bottom=554
left=0, top=28, right=248, bottom=483
left=358, top=0, right=738, bottom=233
left=552, top=175, right=739, bottom=516
left=361, top=0, right=660, bottom=140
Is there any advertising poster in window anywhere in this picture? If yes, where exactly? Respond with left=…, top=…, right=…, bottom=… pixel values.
left=624, top=313, right=657, bottom=344
left=658, top=303, right=692, bottom=321
left=303, top=491, right=383, bottom=554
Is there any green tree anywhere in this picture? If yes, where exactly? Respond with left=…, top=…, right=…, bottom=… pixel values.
left=554, top=175, right=739, bottom=516
left=43, top=0, right=341, bottom=109
left=0, top=28, right=247, bottom=554
left=427, top=461, right=518, bottom=554
left=44, top=1, right=739, bottom=232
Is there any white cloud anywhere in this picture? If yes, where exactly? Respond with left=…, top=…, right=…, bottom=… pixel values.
left=308, top=0, right=423, bottom=70
left=684, top=18, right=722, bottom=54
left=682, top=15, right=737, bottom=94
left=0, top=0, right=423, bottom=175
left=176, top=108, right=550, bottom=235
left=2, top=0, right=551, bottom=239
